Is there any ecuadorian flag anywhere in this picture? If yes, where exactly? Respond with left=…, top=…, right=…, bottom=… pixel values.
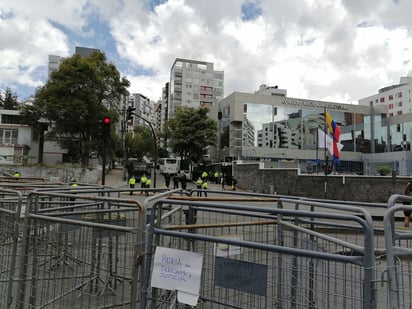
left=325, top=112, right=341, bottom=163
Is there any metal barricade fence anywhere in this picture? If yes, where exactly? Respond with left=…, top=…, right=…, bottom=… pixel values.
left=0, top=189, right=24, bottom=309
left=3, top=190, right=146, bottom=309
left=384, top=194, right=412, bottom=309
left=142, top=196, right=378, bottom=309
left=0, top=183, right=409, bottom=309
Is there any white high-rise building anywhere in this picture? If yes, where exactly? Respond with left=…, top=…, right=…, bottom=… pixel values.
left=168, top=58, right=224, bottom=118
left=359, top=76, right=412, bottom=117
left=127, top=93, right=154, bottom=129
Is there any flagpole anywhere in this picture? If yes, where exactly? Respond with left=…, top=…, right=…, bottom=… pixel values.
left=316, top=128, right=319, bottom=174
left=324, top=107, right=327, bottom=198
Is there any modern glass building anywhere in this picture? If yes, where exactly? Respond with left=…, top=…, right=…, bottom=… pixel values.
left=210, top=86, right=412, bottom=175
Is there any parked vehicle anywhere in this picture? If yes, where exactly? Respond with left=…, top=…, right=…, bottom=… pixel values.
left=127, top=159, right=150, bottom=182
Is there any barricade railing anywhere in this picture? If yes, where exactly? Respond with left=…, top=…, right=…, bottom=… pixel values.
left=1, top=181, right=410, bottom=309
left=0, top=189, right=24, bottom=309
left=3, top=190, right=145, bottom=309
left=384, top=194, right=412, bottom=309
left=142, top=197, right=378, bottom=309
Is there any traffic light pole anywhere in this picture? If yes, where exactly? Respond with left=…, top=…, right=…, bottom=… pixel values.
left=101, top=117, right=111, bottom=186
left=130, top=111, right=157, bottom=188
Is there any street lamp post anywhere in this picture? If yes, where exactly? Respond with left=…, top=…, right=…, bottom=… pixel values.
left=130, top=111, right=157, bottom=188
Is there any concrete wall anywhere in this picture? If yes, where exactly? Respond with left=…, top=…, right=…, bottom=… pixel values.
left=0, top=165, right=101, bottom=184
left=234, top=162, right=408, bottom=203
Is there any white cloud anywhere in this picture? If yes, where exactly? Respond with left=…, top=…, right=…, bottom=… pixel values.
left=1, top=0, right=412, bottom=104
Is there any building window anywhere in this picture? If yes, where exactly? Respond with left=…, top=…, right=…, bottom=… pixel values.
left=389, top=95, right=393, bottom=100
left=389, top=113, right=394, bottom=117
left=0, top=128, right=18, bottom=144
left=389, top=104, right=394, bottom=109
left=399, top=92, right=403, bottom=97
left=398, top=111, right=403, bottom=115
left=399, top=101, right=403, bottom=107
left=1, top=115, right=20, bottom=124
left=380, top=97, right=385, bottom=103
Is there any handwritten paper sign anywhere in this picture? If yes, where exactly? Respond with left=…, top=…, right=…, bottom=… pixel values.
left=151, top=247, right=203, bottom=305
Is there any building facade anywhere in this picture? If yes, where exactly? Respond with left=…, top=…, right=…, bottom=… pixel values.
left=168, top=58, right=224, bottom=118
left=210, top=87, right=398, bottom=174
left=127, top=93, right=154, bottom=129
left=0, top=110, right=40, bottom=165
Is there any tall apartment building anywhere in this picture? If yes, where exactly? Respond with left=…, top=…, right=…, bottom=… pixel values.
left=359, top=76, right=412, bottom=117
left=168, top=58, right=224, bottom=118
left=48, top=46, right=100, bottom=76
left=127, top=93, right=154, bottom=129
left=161, top=82, right=169, bottom=128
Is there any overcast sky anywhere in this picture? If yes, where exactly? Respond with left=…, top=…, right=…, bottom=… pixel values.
left=1, top=0, right=412, bottom=104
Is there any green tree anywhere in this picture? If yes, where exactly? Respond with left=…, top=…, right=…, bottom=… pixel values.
left=125, top=126, right=155, bottom=160
left=163, top=106, right=217, bottom=163
left=20, top=51, right=129, bottom=166
left=0, top=87, right=18, bottom=110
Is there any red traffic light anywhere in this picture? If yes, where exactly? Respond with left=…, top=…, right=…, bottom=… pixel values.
left=103, top=117, right=111, bottom=124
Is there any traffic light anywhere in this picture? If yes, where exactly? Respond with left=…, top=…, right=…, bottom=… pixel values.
left=127, top=106, right=136, bottom=120
left=102, top=116, right=111, bottom=135
left=103, top=117, right=111, bottom=125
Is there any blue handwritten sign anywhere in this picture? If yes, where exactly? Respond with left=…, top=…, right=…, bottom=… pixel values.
left=151, top=247, right=203, bottom=295
left=214, top=256, right=267, bottom=296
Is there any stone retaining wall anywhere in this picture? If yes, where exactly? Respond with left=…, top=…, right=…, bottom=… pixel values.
left=234, top=163, right=408, bottom=203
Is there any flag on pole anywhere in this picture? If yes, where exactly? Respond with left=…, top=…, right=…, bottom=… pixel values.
left=318, top=128, right=333, bottom=156
left=318, top=128, right=343, bottom=162
left=325, top=112, right=341, bottom=163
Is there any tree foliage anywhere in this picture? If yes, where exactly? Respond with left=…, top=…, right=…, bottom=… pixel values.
left=0, top=87, right=18, bottom=110
left=20, top=51, right=130, bottom=166
left=163, top=106, right=217, bottom=163
left=125, top=126, right=155, bottom=161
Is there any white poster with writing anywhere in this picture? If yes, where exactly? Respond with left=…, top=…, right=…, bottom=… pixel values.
left=151, top=247, right=203, bottom=305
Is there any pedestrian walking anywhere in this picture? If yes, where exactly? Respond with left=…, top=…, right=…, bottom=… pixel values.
left=221, top=176, right=225, bottom=190
left=196, top=177, right=203, bottom=197
left=231, top=177, right=237, bottom=191
left=128, top=176, right=136, bottom=195
left=180, top=172, right=187, bottom=190
left=173, top=173, right=180, bottom=189
left=145, top=177, right=152, bottom=196
left=403, top=182, right=412, bottom=227
left=201, top=171, right=208, bottom=180
left=202, top=180, right=208, bottom=197
left=164, top=173, right=171, bottom=189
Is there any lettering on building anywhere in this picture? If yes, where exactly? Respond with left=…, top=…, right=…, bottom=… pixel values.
left=280, top=98, right=348, bottom=111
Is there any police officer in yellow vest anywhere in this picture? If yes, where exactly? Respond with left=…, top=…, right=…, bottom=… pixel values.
left=128, top=176, right=136, bottom=195
left=214, top=171, right=219, bottom=184
left=202, top=180, right=208, bottom=197
left=140, top=174, right=147, bottom=194
left=196, top=177, right=203, bottom=197
left=70, top=180, right=78, bottom=201
left=145, top=177, right=152, bottom=196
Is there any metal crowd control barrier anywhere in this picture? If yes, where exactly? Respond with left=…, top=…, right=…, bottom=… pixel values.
left=142, top=196, right=378, bottom=309
left=0, top=189, right=24, bottom=308
left=385, top=194, right=412, bottom=309
left=0, top=188, right=145, bottom=309
left=1, top=181, right=410, bottom=309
